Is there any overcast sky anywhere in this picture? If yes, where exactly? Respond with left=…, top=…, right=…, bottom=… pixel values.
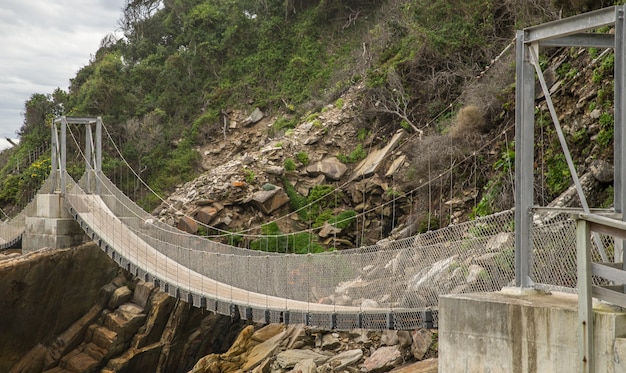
left=0, top=0, right=126, bottom=139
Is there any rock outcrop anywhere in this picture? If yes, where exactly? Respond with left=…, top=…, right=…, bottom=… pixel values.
left=188, top=325, right=438, bottom=373
left=0, top=243, right=118, bottom=372
left=3, top=245, right=246, bottom=373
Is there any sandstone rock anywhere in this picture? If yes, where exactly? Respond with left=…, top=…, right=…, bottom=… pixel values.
left=242, top=108, right=264, bottom=127
left=62, top=351, right=99, bottom=372
left=8, top=343, right=47, bottom=373
left=389, top=359, right=438, bottom=373
left=485, top=232, right=513, bottom=252
left=177, top=216, right=198, bottom=234
left=196, top=206, right=219, bottom=225
left=132, top=291, right=175, bottom=349
left=411, top=329, right=434, bottom=360
left=397, top=331, right=412, bottom=348
left=305, top=157, right=348, bottom=180
left=352, top=130, right=405, bottom=179
left=385, top=154, right=407, bottom=177
left=223, top=325, right=255, bottom=359
left=189, top=353, right=221, bottom=373
left=319, top=222, right=342, bottom=238
left=91, top=326, right=120, bottom=352
left=381, top=330, right=399, bottom=346
left=132, top=281, right=155, bottom=309
left=266, top=165, right=285, bottom=175
left=0, top=244, right=118, bottom=372
left=362, top=346, right=403, bottom=373
left=241, top=329, right=287, bottom=371
left=104, top=303, right=146, bottom=341
left=321, top=333, right=341, bottom=350
left=250, top=324, right=285, bottom=344
left=103, top=343, right=163, bottom=373
left=292, top=358, right=317, bottom=373
left=275, top=349, right=330, bottom=368
left=109, top=286, right=133, bottom=309
left=42, top=301, right=107, bottom=369
left=327, top=349, right=363, bottom=370
left=465, top=264, right=487, bottom=284
left=590, top=159, right=613, bottom=182
left=246, top=187, right=290, bottom=214
left=407, top=256, right=458, bottom=293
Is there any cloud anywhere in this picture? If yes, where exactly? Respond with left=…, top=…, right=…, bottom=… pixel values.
left=0, top=0, right=125, bottom=139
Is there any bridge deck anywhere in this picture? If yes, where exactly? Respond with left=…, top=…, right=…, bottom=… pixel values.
left=72, top=193, right=404, bottom=315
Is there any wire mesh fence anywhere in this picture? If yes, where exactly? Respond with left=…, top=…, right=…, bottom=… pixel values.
left=50, top=170, right=611, bottom=329
left=0, top=176, right=55, bottom=250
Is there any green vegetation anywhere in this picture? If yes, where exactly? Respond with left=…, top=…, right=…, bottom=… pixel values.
left=244, top=169, right=256, bottom=183
left=472, top=144, right=514, bottom=218
left=597, top=111, right=614, bottom=149
left=338, top=144, right=367, bottom=164
left=295, top=151, right=309, bottom=166
left=249, top=222, right=324, bottom=253
left=283, top=158, right=297, bottom=171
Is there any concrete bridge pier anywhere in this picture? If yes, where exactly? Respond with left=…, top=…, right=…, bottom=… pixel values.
left=22, top=193, right=86, bottom=253
left=439, top=290, right=626, bottom=372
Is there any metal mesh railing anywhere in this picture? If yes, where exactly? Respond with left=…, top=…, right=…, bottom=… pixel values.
left=0, top=176, right=55, bottom=250
left=532, top=211, right=612, bottom=292
left=62, top=171, right=523, bottom=329
left=2, top=170, right=601, bottom=330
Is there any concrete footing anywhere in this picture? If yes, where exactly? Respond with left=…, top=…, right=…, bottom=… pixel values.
left=22, top=194, right=86, bottom=253
left=439, top=290, right=626, bottom=373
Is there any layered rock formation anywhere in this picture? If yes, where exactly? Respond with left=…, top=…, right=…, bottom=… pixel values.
left=2, top=244, right=439, bottom=372
left=3, top=244, right=245, bottom=373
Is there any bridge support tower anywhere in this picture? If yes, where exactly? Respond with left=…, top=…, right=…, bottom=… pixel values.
left=22, top=116, right=102, bottom=252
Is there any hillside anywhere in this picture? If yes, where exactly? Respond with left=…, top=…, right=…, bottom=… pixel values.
left=0, top=0, right=620, bottom=248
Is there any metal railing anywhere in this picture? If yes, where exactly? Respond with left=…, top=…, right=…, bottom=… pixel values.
left=576, top=213, right=626, bottom=373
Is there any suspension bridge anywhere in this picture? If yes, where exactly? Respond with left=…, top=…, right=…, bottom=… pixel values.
left=1, top=7, right=626, bottom=346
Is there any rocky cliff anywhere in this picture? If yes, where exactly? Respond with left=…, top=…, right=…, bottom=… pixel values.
left=2, top=244, right=438, bottom=373
left=3, top=244, right=245, bottom=373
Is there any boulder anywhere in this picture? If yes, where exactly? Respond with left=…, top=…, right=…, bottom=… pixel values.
left=266, top=166, right=285, bottom=175
left=245, top=187, right=290, bottom=215
left=321, top=333, right=341, bottom=350
left=177, top=216, right=198, bottom=234
left=104, top=303, right=146, bottom=341
left=241, top=108, right=264, bottom=127
left=411, top=329, right=434, bottom=360
left=319, top=221, right=342, bottom=238
left=362, top=345, right=403, bottom=373
left=352, top=130, right=405, bottom=179
left=589, top=159, right=613, bottom=182
left=305, top=157, right=348, bottom=180
left=275, top=349, right=330, bottom=368
left=241, top=330, right=286, bottom=371
left=195, top=206, right=218, bottom=225
left=385, top=154, right=407, bottom=177
left=292, top=359, right=317, bottom=373
left=327, top=349, right=363, bottom=370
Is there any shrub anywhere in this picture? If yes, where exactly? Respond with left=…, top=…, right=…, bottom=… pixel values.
left=295, top=151, right=309, bottom=165
left=284, top=158, right=296, bottom=171
left=326, top=210, right=357, bottom=229
left=448, top=105, right=486, bottom=139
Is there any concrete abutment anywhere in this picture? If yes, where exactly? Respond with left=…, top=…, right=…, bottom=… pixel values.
left=22, top=193, right=87, bottom=253
left=440, top=290, right=626, bottom=372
